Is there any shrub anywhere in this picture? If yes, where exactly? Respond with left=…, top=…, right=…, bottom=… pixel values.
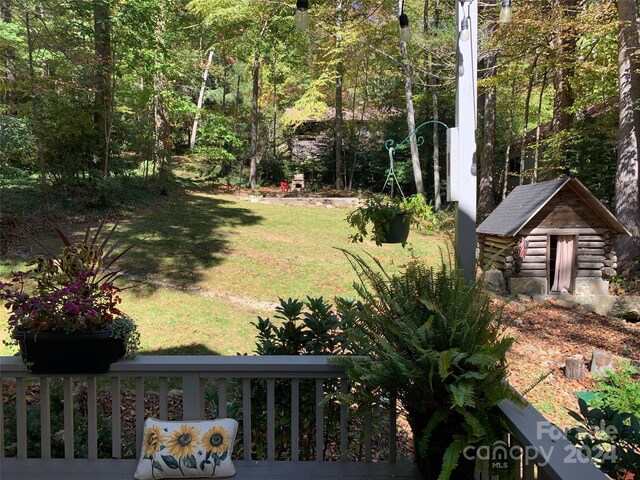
left=591, top=363, right=640, bottom=415
left=336, top=252, right=517, bottom=480
left=568, top=399, right=640, bottom=478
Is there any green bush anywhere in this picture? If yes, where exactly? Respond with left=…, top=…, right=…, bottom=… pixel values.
left=337, top=252, right=517, bottom=480
left=591, top=363, right=640, bottom=415
left=568, top=399, right=640, bottom=478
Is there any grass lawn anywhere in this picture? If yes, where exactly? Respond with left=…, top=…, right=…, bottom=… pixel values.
left=0, top=190, right=448, bottom=356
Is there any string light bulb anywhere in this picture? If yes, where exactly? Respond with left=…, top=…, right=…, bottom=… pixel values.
left=399, top=12, right=411, bottom=42
left=294, top=0, right=309, bottom=30
left=459, top=16, right=470, bottom=42
left=500, top=0, right=512, bottom=23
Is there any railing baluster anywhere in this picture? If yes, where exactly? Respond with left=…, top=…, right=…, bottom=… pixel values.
left=16, top=377, right=27, bottom=459
left=200, top=378, right=207, bottom=419
left=63, top=377, right=74, bottom=459
left=135, top=377, right=144, bottom=456
left=0, top=376, right=4, bottom=458
left=158, top=377, right=168, bottom=420
left=266, top=378, right=275, bottom=461
left=242, top=378, right=251, bottom=461
left=182, top=373, right=200, bottom=421
left=509, top=434, right=522, bottom=480
left=315, top=378, right=323, bottom=462
left=291, top=378, right=299, bottom=462
left=389, top=395, right=397, bottom=463
left=87, top=377, right=98, bottom=459
left=39, top=377, right=51, bottom=459
left=523, top=459, right=535, bottom=480
left=364, top=410, right=372, bottom=463
left=340, top=379, right=348, bottom=461
left=217, top=378, right=227, bottom=418
left=111, top=377, right=121, bottom=459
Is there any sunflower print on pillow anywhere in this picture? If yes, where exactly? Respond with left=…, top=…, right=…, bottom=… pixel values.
left=134, top=418, right=238, bottom=479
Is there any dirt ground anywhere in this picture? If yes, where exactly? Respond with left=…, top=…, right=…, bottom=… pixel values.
left=501, top=297, right=640, bottom=428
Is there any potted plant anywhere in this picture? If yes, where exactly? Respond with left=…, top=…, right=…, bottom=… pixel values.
left=346, top=194, right=439, bottom=246
left=1, top=221, right=140, bottom=374
left=336, top=252, right=519, bottom=480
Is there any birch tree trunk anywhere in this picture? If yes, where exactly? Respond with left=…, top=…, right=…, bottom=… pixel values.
left=249, top=50, right=260, bottom=189
left=334, top=0, right=345, bottom=189
left=93, top=0, right=112, bottom=176
left=399, top=4, right=424, bottom=197
left=26, top=10, right=45, bottom=189
left=478, top=50, right=496, bottom=216
left=190, top=49, right=214, bottom=150
left=615, top=0, right=640, bottom=273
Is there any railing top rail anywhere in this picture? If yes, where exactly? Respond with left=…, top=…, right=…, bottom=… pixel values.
left=498, top=399, right=608, bottom=480
left=0, top=355, right=352, bottom=377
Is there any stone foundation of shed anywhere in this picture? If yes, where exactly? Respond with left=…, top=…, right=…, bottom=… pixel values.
left=506, top=275, right=610, bottom=297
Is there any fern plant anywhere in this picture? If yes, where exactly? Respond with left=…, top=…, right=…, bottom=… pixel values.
left=335, top=252, right=519, bottom=480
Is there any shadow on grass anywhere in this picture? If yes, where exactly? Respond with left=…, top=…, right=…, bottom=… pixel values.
left=116, top=193, right=262, bottom=291
left=142, top=343, right=221, bottom=355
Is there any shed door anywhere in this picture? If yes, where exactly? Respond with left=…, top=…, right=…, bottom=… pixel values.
left=550, top=235, right=576, bottom=294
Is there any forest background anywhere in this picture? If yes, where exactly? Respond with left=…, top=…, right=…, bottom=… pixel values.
left=0, top=0, right=638, bottom=269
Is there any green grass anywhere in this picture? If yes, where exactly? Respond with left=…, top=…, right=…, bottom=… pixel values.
left=0, top=189, right=448, bottom=356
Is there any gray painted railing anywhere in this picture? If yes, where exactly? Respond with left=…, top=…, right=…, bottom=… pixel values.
left=0, top=355, right=608, bottom=479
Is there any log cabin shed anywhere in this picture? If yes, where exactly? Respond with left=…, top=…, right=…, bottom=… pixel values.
left=477, top=178, right=630, bottom=296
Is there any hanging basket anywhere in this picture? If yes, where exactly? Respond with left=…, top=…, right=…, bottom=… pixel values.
left=383, top=212, right=411, bottom=244
left=12, top=329, right=126, bottom=374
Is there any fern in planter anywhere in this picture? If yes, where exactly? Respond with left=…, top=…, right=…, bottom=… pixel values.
left=347, top=194, right=440, bottom=246
left=335, top=252, right=519, bottom=480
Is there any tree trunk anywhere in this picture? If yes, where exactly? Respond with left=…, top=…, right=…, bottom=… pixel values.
left=190, top=49, right=214, bottom=150
left=334, top=0, right=345, bottom=189
left=26, top=10, right=45, bottom=189
left=400, top=25, right=424, bottom=197
left=425, top=0, right=441, bottom=209
left=503, top=79, right=516, bottom=200
left=1, top=1, right=16, bottom=115
left=533, top=70, right=549, bottom=183
left=615, top=0, right=640, bottom=274
left=249, top=50, right=260, bottom=189
left=154, top=8, right=171, bottom=183
left=552, top=0, right=578, bottom=134
left=478, top=50, right=496, bottom=216
left=93, top=0, right=112, bottom=177
left=519, top=53, right=538, bottom=185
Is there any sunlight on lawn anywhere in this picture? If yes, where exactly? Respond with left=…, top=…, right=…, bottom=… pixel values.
left=0, top=193, right=450, bottom=355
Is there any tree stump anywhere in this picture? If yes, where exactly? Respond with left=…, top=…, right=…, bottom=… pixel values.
left=590, top=350, right=614, bottom=376
left=565, top=355, right=587, bottom=381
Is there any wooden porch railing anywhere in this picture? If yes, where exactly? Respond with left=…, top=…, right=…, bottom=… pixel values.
left=0, top=355, right=608, bottom=480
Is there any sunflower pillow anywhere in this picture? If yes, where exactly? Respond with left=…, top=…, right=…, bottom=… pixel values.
left=134, top=418, right=238, bottom=479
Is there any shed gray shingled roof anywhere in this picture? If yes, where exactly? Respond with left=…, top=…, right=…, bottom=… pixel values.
left=476, top=178, right=630, bottom=237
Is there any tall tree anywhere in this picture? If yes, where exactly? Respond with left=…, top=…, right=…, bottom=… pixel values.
left=334, top=0, right=345, bottom=189
left=93, top=0, right=113, bottom=176
left=615, top=0, right=640, bottom=273
left=1, top=0, right=16, bottom=115
left=399, top=0, right=423, bottom=197
left=478, top=48, right=496, bottom=216
left=552, top=0, right=578, bottom=134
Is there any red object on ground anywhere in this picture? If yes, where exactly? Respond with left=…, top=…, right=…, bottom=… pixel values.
left=280, top=182, right=290, bottom=192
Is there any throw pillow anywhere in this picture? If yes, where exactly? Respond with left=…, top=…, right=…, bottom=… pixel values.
left=133, top=417, right=238, bottom=479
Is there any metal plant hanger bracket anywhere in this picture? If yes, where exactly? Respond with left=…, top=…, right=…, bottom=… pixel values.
left=382, top=120, right=449, bottom=199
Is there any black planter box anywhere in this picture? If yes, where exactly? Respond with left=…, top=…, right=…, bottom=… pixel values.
left=13, top=329, right=125, bottom=374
